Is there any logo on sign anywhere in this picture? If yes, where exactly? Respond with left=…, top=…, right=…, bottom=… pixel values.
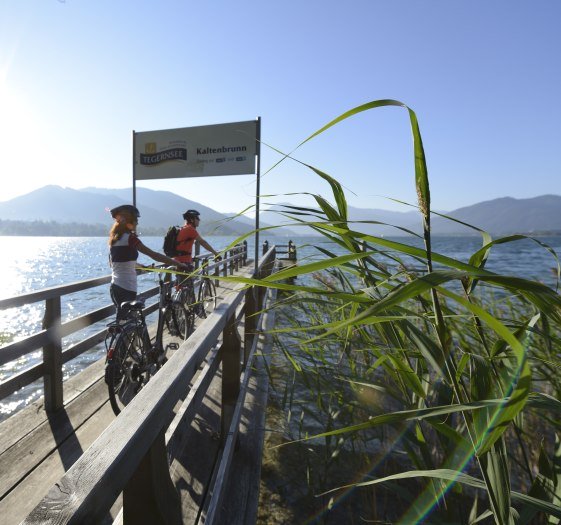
left=140, top=143, right=187, bottom=166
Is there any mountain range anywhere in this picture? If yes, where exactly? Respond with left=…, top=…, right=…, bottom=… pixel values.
left=0, top=185, right=298, bottom=237
left=0, top=186, right=560, bottom=237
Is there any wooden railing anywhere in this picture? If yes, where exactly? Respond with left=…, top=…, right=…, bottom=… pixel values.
left=263, top=239, right=297, bottom=261
left=21, top=245, right=278, bottom=524
left=0, top=241, right=248, bottom=410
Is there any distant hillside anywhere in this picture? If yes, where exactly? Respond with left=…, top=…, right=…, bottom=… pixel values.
left=262, top=202, right=421, bottom=236
left=343, top=196, right=561, bottom=236
left=0, top=187, right=559, bottom=237
left=0, top=186, right=299, bottom=237
left=264, top=196, right=561, bottom=236
left=430, top=195, right=561, bottom=235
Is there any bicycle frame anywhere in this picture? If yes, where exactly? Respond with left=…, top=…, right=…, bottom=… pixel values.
left=153, top=273, right=170, bottom=355
left=174, top=259, right=216, bottom=318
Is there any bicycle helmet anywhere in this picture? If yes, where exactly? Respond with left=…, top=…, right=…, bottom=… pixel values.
left=182, top=209, right=200, bottom=221
left=110, top=204, right=141, bottom=219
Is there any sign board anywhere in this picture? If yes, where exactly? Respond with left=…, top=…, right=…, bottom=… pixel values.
left=133, top=120, right=257, bottom=180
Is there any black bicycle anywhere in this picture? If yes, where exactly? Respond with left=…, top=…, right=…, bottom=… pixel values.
left=175, top=257, right=217, bottom=321
left=104, top=270, right=190, bottom=415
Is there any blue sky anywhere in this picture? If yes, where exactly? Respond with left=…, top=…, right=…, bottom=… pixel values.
left=0, top=0, right=559, bottom=214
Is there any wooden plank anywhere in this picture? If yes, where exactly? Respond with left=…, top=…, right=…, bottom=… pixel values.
left=0, top=400, right=117, bottom=525
left=0, top=331, right=50, bottom=366
left=0, top=358, right=106, bottom=457
left=218, top=358, right=269, bottom=524
left=169, top=372, right=224, bottom=523
left=0, top=275, right=112, bottom=310
left=60, top=305, right=115, bottom=337
left=0, top=362, right=44, bottom=400
left=166, top=344, right=222, bottom=462
left=0, top=373, right=110, bottom=500
left=217, top=289, right=277, bottom=524
left=204, top=288, right=275, bottom=524
left=61, top=329, right=108, bottom=364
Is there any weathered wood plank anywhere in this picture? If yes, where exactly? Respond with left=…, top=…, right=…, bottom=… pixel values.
left=0, top=401, right=117, bottom=525
left=0, top=276, right=112, bottom=310
left=218, top=358, right=269, bottom=525
left=0, top=358, right=106, bottom=457
left=0, top=373, right=109, bottom=499
left=218, top=289, right=277, bottom=524
left=204, top=287, right=276, bottom=524
left=169, top=371, right=224, bottom=523
left=0, top=362, right=44, bottom=400
left=0, top=331, right=50, bottom=367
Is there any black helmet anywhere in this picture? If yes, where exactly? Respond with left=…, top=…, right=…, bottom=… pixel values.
left=183, top=209, right=200, bottom=220
left=110, top=204, right=140, bottom=219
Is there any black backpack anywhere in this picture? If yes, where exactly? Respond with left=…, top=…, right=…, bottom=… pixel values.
left=163, top=225, right=180, bottom=256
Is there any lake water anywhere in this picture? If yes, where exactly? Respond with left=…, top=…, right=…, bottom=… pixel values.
left=1, top=233, right=560, bottom=421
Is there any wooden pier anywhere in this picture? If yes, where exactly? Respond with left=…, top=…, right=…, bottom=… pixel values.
left=0, top=241, right=295, bottom=524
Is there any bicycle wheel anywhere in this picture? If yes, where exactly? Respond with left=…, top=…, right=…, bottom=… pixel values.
left=177, top=280, right=196, bottom=312
left=105, top=324, right=148, bottom=415
left=164, top=301, right=193, bottom=340
left=197, top=279, right=217, bottom=318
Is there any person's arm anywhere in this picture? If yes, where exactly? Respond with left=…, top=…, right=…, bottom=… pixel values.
left=137, top=243, right=189, bottom=269
left=198, top=236, right=219, bottom=257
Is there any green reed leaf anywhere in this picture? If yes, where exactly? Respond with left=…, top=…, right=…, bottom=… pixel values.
left=318, top=469, right=561, bottom=520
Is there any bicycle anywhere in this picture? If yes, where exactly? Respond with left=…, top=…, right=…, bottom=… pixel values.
left=175, top=256, right=218, bottom=321
left=104, top=269, right=190, bottom=415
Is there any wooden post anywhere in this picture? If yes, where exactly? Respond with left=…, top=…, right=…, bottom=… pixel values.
left=288, top=240, right=296, bottom=261
left=214, top=256, right=220, bottom=288
left=43, top=297, right=63, bottom=412
left=244, top=287, right=257, bottom=367
left=123, top=430, right=182, bottom=525
left=269, top=246, right=277, bottom=277
left=220, top=313, right=241, bottom=444
left=243, top=240, right=248, bottom=265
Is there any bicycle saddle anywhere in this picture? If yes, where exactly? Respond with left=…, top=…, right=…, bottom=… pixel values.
left=120, top=299, right=145, bottom=313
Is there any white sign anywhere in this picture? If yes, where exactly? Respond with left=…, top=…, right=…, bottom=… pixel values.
left=134, top=120, right=257, bottom=180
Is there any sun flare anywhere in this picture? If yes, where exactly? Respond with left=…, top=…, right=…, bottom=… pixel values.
left=0, top=71, right=59, bottom=198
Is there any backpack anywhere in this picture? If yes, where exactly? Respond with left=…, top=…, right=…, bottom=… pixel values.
left=163, top=225, right=180, bottom=256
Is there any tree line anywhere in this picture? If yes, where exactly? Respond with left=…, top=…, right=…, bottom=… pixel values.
left=0, top=219, right=165, bottom=237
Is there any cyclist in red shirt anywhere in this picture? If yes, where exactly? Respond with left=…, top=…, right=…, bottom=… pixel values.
left=174, top=209, right=219, bottom=269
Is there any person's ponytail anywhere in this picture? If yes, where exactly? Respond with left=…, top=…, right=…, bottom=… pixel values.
left=108, top=212, right=135, bottom=245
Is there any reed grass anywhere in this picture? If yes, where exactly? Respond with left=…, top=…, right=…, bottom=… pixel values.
left=242, top=100, right=561, bottom=524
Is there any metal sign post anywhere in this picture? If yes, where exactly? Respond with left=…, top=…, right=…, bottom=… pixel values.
left=132, top=130, right=137, bottom=207
left=254, top=117, right=261, bottom=272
